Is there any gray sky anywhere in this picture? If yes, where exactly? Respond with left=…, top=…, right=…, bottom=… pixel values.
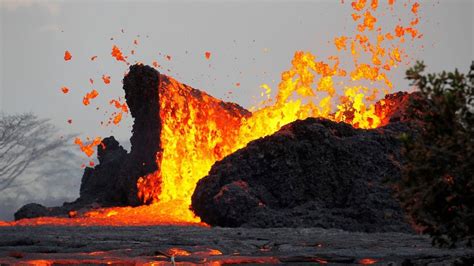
left=0, top=0, right=473, bottom=220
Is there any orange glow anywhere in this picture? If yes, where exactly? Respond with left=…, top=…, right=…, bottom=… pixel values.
left=107, top=99, right=129, bottom=126
left=102, top=75, right=111, bottom=84
left=205, top=249, right=223, bottom=256
left=112, top=112, right=122, bottom=125
left=358, top=10, right=377, bottom=32
left=74, top=137, right=102, bottom=157
left=82, top=89, right=99, bottom=106
left=359, top=258, right=378, bottom=264
left=64, top=50, right=72, bottom=61
left=61, top=87, right=69, bottom=94
left=335, top=36, right=348, bottom=50
left=168, top=248, right=191, bottom=257
left=110, top=99, right=128, bottom=113
left=412, top=2, right=420, bottom=14
left=205, top=51, right=211, bottom=59
left=1, top=202, right=208, bottom=226
left=370, top=0, right=378, bottom=10
left=352, top=0, right=367, bottom=11
left=111, top=45, right=126, bottom=62
left=135, top=76, right=249, bottom=222
left=352, top=13, right=362, bottom=21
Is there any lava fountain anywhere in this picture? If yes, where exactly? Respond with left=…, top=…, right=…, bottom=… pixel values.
left=4, top=0, right=422, bottom=226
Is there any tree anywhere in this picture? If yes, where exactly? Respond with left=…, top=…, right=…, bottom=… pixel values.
left=0, top=113, right=69, bottom=191
left=398, top=61, right=474, bottom=247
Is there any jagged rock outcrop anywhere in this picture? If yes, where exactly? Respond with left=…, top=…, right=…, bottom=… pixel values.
left=117, top=65, right=162, bottom=206
left=14, top=204, right=51, bottom=221
left=79, top=136, right=128, bottom=205
left=191, top=117, right=413, bottom=232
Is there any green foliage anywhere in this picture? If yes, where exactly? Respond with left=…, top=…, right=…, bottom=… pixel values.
left=399, top=61, right=474, bottom=247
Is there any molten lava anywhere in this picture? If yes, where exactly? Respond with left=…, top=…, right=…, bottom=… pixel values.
left=135, top=0, right=422, bottom=224
left=3, top=0, right=422, bottom=226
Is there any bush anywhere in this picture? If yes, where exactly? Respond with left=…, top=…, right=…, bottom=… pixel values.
left=398, top=61, right=474, bottom=247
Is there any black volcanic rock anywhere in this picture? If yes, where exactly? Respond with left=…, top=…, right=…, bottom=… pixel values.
left=14, top=203, right=50, bottom=221
left=191, top=118, right=412, bottom=232
left=118, top=64, right=162, bottom=206
left=79, top=136, right=128, bottom=205
left=76, top=65, right=163, bottom=207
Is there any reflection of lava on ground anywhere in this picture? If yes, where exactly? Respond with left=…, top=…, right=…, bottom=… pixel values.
left=1, top=226, right=473, bottom=265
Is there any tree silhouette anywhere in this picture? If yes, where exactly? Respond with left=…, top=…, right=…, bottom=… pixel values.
left=0, top=113, right=69, bottom=191
left=399, top=61, right=474, bottom=247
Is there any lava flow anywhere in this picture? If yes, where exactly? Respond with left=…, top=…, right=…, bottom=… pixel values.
left=3, top=0, right=422, bottom=226
left=136, top=0, right=422, bottom=225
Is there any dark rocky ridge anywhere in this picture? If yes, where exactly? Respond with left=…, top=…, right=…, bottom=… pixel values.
left=191, top=117, right=414, bottom=232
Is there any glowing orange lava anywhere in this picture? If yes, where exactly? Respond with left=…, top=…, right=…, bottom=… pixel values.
left=111, top=45, right=126, bottom=62
left=74, top=137, right=102, bottom=157
left=136, top=0, right=422, bottom=224
left=102, top=74, right=111, bottom=84
left=359, top=258, right=379, bottom=265
left=82, top=89, right=99, bottom=106
left=64, top=50, right=72, bottom=61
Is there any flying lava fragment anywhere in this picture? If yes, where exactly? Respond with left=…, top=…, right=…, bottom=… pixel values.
left=83, top=89, right=99, bottom=106
left=61, top=87, right=69, bottom=94
left=205, top=52, right=211, bottom=59
left=64, top=50, right=72, bottom=61
left=112, top=112, right=123, bottom=125
left=102, top=75, right=111, bottom=84
left=111, top=45, right=126, bottom=62
left=74, top=137, right=102, bottom=157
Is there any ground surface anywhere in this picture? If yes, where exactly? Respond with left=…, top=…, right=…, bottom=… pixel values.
left=0, top=226, right=473, bottom=265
